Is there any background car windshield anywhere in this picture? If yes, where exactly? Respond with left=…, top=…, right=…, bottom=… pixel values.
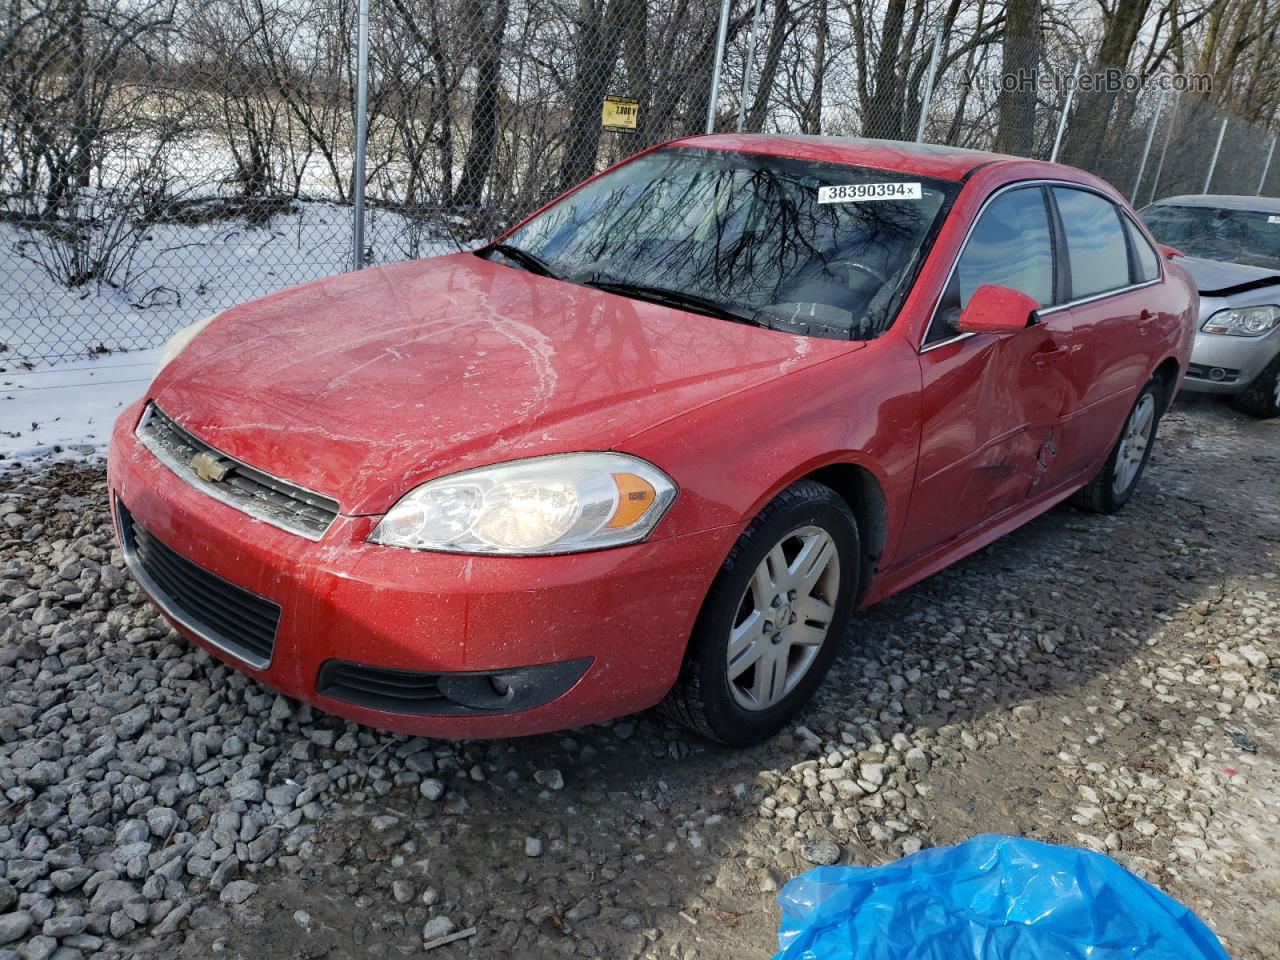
left=504, top=147, right=952, bottom=338
left=1141, top=204, right=1280, bottom=270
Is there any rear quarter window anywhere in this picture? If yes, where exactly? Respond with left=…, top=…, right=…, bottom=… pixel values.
left=1123, top=216, right=1161, bottom=282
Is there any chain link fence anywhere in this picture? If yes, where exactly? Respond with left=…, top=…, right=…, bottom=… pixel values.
left=3, top=0, right=1278, bottom=367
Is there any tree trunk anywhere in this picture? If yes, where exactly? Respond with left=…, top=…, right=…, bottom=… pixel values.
left=556, top=0, right=628, bottom=193
left=864, top=0, right=907, bottom=139
left=456, top=0, right=510, bottom=208
left=1061, top=0, right=1154, bottom=168
left=746, top=0, right=791, bottom=131
left=993, top=0, right=1039, bottom=154
left=800, top=0, right=827, bottom=134
left=71, top=0, right=91, bottom=189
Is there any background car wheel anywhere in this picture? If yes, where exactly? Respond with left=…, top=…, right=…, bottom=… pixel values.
left=1229, top=355, right=1280, bottom=419
left=1072, top=378, right=1163, bottom=514
left=663, top=479, right=859, bottom=746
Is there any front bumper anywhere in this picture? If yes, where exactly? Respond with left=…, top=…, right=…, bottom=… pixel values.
left=107, top=400, right=734, bottom=738
left=1183, top=326, right=1280, bottom=394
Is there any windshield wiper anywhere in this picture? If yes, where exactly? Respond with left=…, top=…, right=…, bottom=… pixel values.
left=487, top=242, right=561, bottom=280
left=578, top=277, right=760, bottom=327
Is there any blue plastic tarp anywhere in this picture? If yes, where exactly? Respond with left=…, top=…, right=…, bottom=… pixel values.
left=774, top=835, right=1229, bottom=960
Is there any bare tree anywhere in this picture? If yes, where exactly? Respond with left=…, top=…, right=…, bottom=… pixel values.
left=993, top=0, right=1040, bottom=153
left=456, top=0, right=511, bottom=208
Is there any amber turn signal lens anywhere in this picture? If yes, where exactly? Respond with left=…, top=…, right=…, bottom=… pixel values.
left=608, top=473, right=657, bottom=528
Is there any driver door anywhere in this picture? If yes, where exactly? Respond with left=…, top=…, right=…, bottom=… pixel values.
left=897, top=185, right=1076, bottom=562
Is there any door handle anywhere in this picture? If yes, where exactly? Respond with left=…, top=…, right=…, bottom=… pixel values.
left=1029, top=345, right=1072, bottom=366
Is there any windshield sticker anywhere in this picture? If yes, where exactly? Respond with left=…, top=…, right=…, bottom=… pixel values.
left=818, top=182, right=923, bottom=204
left=1269, top=215, right=1280, bottom=224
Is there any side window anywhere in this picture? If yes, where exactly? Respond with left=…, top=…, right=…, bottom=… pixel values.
left=1123, top=215, right=1160, bottom=282
left=1052, top=187, right=1131, bottom=297
left=927, top=187, right=1054, bottom=343
left=956, top=188, right=1055, bottom=306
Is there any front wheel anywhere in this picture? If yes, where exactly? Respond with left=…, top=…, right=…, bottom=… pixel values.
left=663, top=479, right=859, bottom=746
left=1229, top=354, right=1280, bottom=419
left=1072, top=379, right=1163, bottom=514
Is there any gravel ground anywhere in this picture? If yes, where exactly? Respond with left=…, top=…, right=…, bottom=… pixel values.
left=1, top=395, right=1278, bottom=960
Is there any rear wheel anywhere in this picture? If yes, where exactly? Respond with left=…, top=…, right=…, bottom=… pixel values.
left=1072, top=378, right=1163, bottom=514
left=663, top=480, right=859, bottom=746
left=1229, top=355, right=1280, bottom=419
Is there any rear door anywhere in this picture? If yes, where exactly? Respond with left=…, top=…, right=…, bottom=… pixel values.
left=1045, top=187, right=1164, bottom=478
left=898, top=185, right=1075, bottom=562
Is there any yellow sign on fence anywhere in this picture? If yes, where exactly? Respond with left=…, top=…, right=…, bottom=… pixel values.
left=601, top=96, right=640, bottom=132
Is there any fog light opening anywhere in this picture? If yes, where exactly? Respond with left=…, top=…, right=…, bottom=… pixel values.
left=1209, top=367, right=1227, bottom=381
left=317, top=657, right=594, bottom=717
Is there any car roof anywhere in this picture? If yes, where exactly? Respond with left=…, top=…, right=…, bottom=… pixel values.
left=1147, top=194, right=1280, bottom=213
left=668, top=133, right=1072, bottom=183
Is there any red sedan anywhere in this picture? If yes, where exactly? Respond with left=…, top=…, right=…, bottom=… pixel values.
left=107, top=136, right=1196, bottom=745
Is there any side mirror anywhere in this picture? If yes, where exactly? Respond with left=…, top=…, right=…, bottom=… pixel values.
left=954, top=284, right=1040, bottom=336
left=1157, top=243, right=1183, bottom=259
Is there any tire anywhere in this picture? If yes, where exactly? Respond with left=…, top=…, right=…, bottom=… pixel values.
left=1072, top=378, right=1163, bottom=514
left=663, top=479, right=860, bottom=746
left=1229, top=354, right=1280, bottom=419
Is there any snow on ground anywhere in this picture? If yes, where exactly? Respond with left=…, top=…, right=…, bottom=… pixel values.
left=0, top=348, right=160, bottom=462
left=1, top=200, right=457, bottom=368
left=1, top=198, right=459, bottom=462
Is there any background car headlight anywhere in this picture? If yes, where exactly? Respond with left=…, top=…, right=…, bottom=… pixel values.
left=154, top=312, right=221, bottom=377
left=369, top=453, right=677, bottom=555
left=1201, top=305, right=1280, bottom=336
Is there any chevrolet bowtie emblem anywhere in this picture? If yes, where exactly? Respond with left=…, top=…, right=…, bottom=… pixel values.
left=190, top=451, right=231, bottom=483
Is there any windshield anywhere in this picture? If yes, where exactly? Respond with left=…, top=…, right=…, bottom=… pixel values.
left=494, top=147, right=955, bottom=339
left=1140, top=203, right=1280, bottom=270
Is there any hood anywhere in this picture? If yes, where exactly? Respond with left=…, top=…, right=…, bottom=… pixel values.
left=153, top=253, right=858, bottom=514
left=1175, top=255, right=1280, bottom=297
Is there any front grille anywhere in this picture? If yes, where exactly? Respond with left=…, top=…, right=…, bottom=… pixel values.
left=119, top=502, right=280, bottom=669
left=137, top=405, right=339, bottom=539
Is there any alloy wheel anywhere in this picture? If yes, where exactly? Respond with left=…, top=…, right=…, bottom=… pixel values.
left=726, top=525, right=841, bottom=711
left=1113, top=392, right=1156, bottom=495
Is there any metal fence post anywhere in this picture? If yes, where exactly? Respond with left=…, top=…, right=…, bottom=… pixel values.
left=351, top=0, right=370, bottom=270
left=1148, top=106, right=1176, bottom=205
left=705, top=0, right=732, bottom=134
left=914, top=26, right=944, bottom=143
left=1258, top=136, right=1276, bottom=195
left=736, top=0, right=764, bottom=132
left=1130, top=88, right=1163, bottom=202
left=1203, top=115, right=1228, bottom=193
left=1049, top=58, right=1082, bottom=163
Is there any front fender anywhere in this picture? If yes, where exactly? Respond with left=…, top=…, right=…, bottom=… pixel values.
left=620, top=334, right=923, bottom=568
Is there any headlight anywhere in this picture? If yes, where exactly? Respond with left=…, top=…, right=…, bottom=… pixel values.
left=369, top=453, right=677, bottom=555
left=155, top=312, right=221, bottom=377
left=1201, top=305, right=1280, bottom=336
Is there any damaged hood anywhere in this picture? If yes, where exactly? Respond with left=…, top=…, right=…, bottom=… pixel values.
left=1176, top=255, right=1280, bottom=297
left=152, top=253, right=857, bottom=514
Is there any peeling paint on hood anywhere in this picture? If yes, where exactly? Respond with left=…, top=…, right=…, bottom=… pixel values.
left=151, top=253, right=861, bottom=514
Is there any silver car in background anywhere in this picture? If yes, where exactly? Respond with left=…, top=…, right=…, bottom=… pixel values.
left=1140, top=195, right=1280, bottom=418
